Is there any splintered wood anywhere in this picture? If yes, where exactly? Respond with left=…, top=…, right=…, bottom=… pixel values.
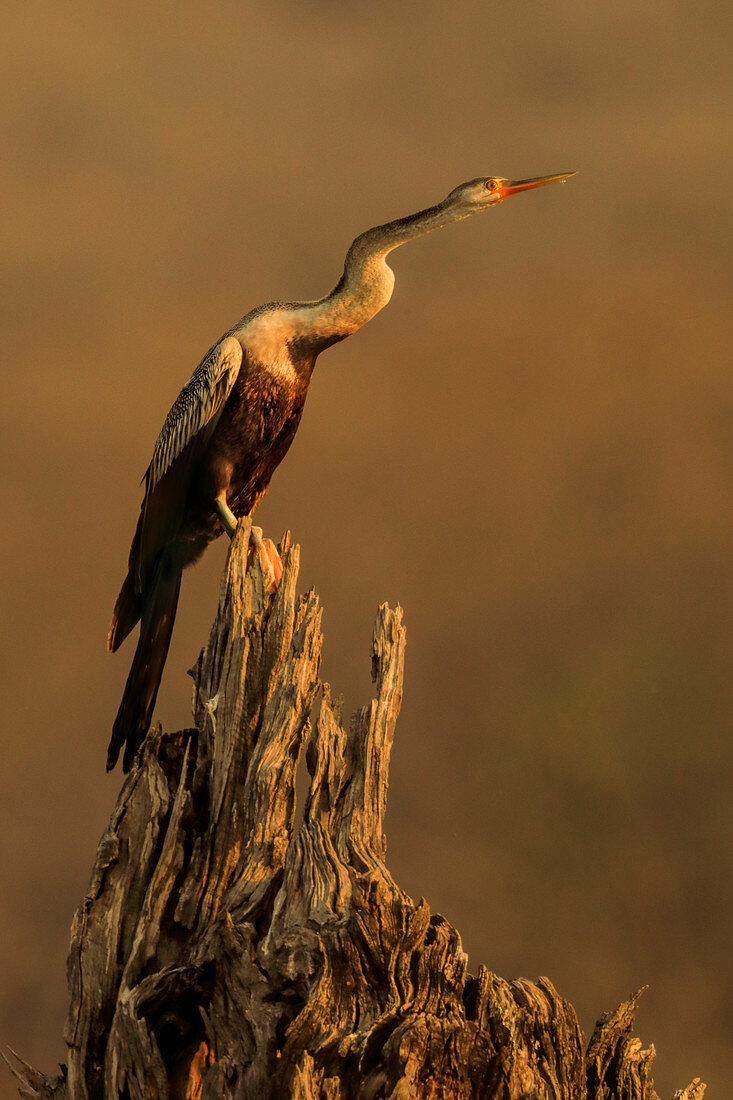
left=5, top=526, right=705, bottom=1099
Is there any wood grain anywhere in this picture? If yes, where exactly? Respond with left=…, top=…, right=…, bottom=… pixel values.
left=4, top=525, right=705, bottom=1098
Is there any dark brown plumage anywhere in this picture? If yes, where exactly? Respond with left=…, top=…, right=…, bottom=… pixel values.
left=107, top=332, right=316, bottom=771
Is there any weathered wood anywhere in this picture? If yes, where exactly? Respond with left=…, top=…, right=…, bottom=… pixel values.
left=6, top=526, right=705, bottom=1098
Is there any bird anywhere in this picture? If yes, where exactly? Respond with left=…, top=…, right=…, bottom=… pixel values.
left=107, top=171, right=575, bottom=772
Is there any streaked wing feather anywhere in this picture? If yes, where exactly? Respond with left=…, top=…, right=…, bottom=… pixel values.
left=145, top=335, right=243, bottom=494
left=134, top=336, right=242, bottom=590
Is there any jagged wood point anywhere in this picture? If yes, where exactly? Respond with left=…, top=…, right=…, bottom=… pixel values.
left=6, top=525, right=705, bottom=1098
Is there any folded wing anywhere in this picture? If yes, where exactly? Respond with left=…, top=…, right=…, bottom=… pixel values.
left=135, top=334, right=243, bottom=588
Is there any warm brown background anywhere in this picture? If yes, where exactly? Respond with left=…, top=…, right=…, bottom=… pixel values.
left=1, top=1, right=731, bottom=1096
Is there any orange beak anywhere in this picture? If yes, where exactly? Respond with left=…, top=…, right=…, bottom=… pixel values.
left=497, top=172, right=576, bottom=199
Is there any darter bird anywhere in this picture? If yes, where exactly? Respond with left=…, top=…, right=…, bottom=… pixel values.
left=107, top=171, right=575, bottom=771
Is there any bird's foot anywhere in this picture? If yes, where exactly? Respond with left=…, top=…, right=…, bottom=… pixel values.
left=214, top=496, right=238, bottom=538
left=247, top=526, right=283, bottom=595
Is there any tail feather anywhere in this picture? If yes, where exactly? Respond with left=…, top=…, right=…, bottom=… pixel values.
left=107, top=557, right=182, bottom=772
left=108, top=569, right=142, bottom=653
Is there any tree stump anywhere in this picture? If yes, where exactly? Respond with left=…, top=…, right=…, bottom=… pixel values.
left=4, top=524, right=705, bottom=1099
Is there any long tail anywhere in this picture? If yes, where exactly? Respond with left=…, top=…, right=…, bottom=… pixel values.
left=107, top=555, right=182, bottom=772
left=108, top=568, right=142, bottom=654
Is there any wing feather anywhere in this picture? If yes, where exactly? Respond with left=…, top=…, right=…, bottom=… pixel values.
left=145, top=335, right=243, bottom=494
left=133, top=335, right=243, bottom=589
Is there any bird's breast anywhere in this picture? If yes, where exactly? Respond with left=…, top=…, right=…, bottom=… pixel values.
left=241, top=312, right=301, bottom=384
left=223, top=361, right=305, bottom=455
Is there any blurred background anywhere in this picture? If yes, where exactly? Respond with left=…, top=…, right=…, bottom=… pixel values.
left=1, top=1, right=731, bottom=1095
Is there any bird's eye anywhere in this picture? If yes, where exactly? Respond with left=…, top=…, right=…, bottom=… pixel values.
left=486, top=179, right=498, bottom=191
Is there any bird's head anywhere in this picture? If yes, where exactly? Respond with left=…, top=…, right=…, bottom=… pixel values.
left=446, top=172, right=576, bottom=212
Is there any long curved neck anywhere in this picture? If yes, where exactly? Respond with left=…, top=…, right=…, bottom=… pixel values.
left=298, top=198, right=469, bottom=345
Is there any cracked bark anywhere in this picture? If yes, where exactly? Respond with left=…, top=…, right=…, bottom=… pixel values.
left=4, top=524, right=706, bottom=1099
